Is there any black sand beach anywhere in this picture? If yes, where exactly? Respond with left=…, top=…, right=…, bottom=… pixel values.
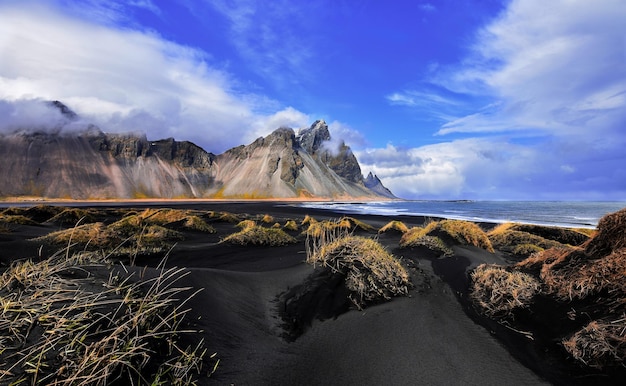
left=0, top=201, right=620, bottom=385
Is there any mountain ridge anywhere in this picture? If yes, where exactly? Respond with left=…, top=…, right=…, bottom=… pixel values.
left=0, top=104, right=395, bottom=200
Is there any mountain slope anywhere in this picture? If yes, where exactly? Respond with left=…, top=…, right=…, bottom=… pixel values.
left=0, top=104, right=394, bottom=199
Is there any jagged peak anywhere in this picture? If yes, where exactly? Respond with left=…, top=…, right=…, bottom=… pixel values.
left=296, top=120, right=331, bottom=154
left=363, top=171, right=396, bottom=198
left=47, top=100, right=78, bottom=120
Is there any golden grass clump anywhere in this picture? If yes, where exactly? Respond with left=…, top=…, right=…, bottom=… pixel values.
left=378, top=220, right=409, bottom=234
left=436, top=220, right=494, bottom=252
left=34, top=220, right=184, bottom=257
left=216, top=212, right=241, bottom=223
left=540, top=248, right=626, bottom=301
left=138, top=208, right=215, bottom=233
left=0, top=251, right=210, bottom=385
left=236, top=219, right=256, bottom=229
left=18, top=205, right=65, bottom=223
left=409, top=235, right=454, bottom=257
left=283, top=220, right=299, bottom=231
left=45, top=208, right=96, bottom=225
left=340, top=217, right=376, bottom=232
left=307, top=235, right=411, bottom=308
left=489, top=229, right=563, bottom=256
left=584, top=207, right=626, bottom=257
left=222, top=225, right=297, bottom=246
left=512, top=243, right=545, bottom=258
left=261, top=214, right=274, bottom=224
left=562, top=317, right=626, bottom=369
left=510, top=224, right=590, bottom=246
left=470, top=264, right=541, bottom=319
left=0, top=214, right=39, bottom=226
left=36, top=222, right=119, bottom=248
left=301, top=215, right=317, bottom=226
left=302, top=220, right=342, bottom=239
left=398, top=225, right=431, bottom=248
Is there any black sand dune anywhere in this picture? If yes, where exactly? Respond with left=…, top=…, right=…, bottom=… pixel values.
left=1, top=201, right=620, bottom=385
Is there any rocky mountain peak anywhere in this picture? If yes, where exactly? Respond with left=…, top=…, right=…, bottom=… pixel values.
left=296, top=120, right=331, bottom=154
left=47, top=100, right=78, bottom=120
left=0, top=101, right=395, bottom=199
left=364, top=172, right=396, bottom=199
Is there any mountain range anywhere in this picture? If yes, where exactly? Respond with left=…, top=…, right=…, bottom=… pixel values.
left=0, top=102, right=395, bottom=200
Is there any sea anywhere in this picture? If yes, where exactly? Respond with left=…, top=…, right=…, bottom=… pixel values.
left=297, top=201, right=626, bottom=229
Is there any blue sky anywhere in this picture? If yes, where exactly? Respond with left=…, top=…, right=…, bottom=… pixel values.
left=1, top=0, right=625, bottom=200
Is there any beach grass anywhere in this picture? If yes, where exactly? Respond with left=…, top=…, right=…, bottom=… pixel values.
left=283, top=220, right=299, bottom=231
left=399, top=219, right=493, bottom=253
left=378, top=220, right=409, bottom=234
left=222, top=224, right=297, bottom=246
left=470, top=264, right=541, bottom=319
left=0, top=214, right=39, bottom=226
left=0, top=249, right=209, bottom=385
left=473, top=207, right=626, bottom=370
left=306, top=221, right=411, bottom=309
left=45, top=208, right=96, bottom=225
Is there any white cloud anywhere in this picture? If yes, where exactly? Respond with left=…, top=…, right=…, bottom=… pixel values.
left=328, top=120, right=367, bottom=149
left=249, top=107, right=310, bottom=141
left=375, top=0, right=626, bottom=199
left=440, top=0, right=626, bottom=138
left=0, top=3, right=310, bottom=153
left=357, top=139, right=546, bottom=199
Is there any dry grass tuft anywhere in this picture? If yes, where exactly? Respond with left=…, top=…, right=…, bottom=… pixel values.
left=471, top=208, right=626, bottom=370
left=339, top=217, right=375, bottom=232
left=216, top=212, right=241, bottom=223
left=378, top=220, right=409, bottom=234
left=33, top=220, right=184, bottom=258
left=562, top=317, right=626, bottom=369
left=408, top=235, right=454, bottom=257
left=6, top=205, right=65, bottom=223
left=45, top=208, right=96, bottom=226
left=400, top=220, right=493, bottom=252
left=302, top=220, right=344, bottom=239
left=584, top=207, right=626, bottom=257
left=283, top=220, right=299, bottom=232
left=260, top=214, right=274, bottom=224
left=236, top=219, right=256, bottom=229
left=470, top=264, right=541, bottom=319
left=0, top=251, right=209, bottom=385
left=489, top=229, right=563, bottom=256
left=137, top=208, right=215, bottom=233
left=436, top=220, right=494, bottom=252
left=540, top=248, right=626, bottom=301
left=398, top=225, right=432, bottom=248
left=307, top=234, right=411, bottom=308
left=222, top=225, right=297, bottom=246
left=0, top=214, right=39, bottom=226
left=301, top=215, right=317, bottom=226
left=512, top=243, right=545, bottom=258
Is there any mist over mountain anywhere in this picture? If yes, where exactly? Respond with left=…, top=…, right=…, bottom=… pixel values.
left=0, top=102, right=393, bottom=200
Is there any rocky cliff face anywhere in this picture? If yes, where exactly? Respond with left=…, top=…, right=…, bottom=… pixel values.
left=0, top=130, right=217, bottom=199
left=0, top=102, right=394, bottom=199
left=364, top=172, right=396, bottom=199
left=215, top=126, right=376, bottom=198
left=296, top=120, right=364, bottom=184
